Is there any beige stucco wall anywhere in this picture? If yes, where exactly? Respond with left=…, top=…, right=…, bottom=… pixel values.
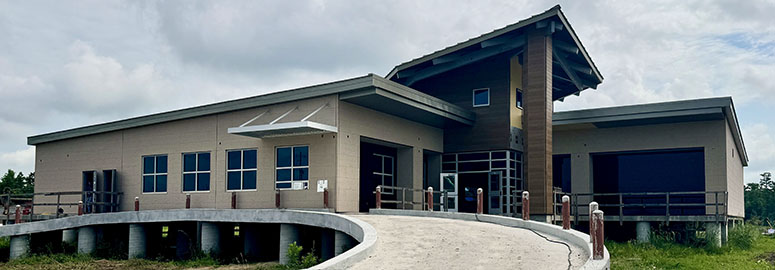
left=336, top=101, right=444, bottom=213
left=34, top=95, right=338, bottom=214
left=34, top=93, right=446, bottom=215
left=553, top=120, right=743, bottom=217
left=725, top=122, right=745, bottom=217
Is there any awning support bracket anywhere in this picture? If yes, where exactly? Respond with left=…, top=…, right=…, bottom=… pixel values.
left=270, top=107, right=298, bottom=125
left=239, top=110, right=269, bottom=128
left=301, top=103, right=329, bottom=122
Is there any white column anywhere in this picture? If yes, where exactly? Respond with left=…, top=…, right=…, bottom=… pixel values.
left=635, top=221, right=650, bottom=244
left=128, top=224, right=147, bottom=259
left=9, top=234, right=30, bottom=259
left=200, top=222, right=220, bottom=255
left=320, top=229, right=335, bottom=260
left=62, top=229, right=77, bottom=244
left=77, top=226, right=97, bottom=254
left=705, top=222, right=722, bottom=247
left=334, top=231, right=355, bottom=256
left=279, top=224, right=300, bottom=264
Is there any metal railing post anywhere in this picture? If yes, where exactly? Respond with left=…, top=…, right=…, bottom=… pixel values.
left=476, top=188, right=483, bottom=214
left=562, top=195, right=571, bottom=230
left=78, top=201, right=84, bottom=216
left=592, top=210, right=605, bottom=260
left=427, top=187, right=434, bottom=211
left=589, top=201, right=598, bottom=243
left=573, top=194, right=579, bottom=226
left=185, top=193, right=191, bottom=209
left=618, top=193, right=624, bottom=226
left=14, top=205, right=21, bottom=224
left=401, top=188, right=406, bottom=210
left=232, top=192, right=237, bottom=209
left=134, top=197, right=139, bottom=211
left=666, top=192, right=670, bottom=225
left=375, top=186, right=382, bottom=209
left=323, top=188, right=329, bottom=209
left=715, top=192, right=719, bottom=222
left=522, top=191, right=530, bottom=221
left=56, top=194, right=61, bottom=218
left=275, top=190, right=281, bottom=209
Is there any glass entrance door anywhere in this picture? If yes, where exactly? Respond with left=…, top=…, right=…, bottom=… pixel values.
left=440, top=173, right=458, bottom=212
left=488, top=171, right=502, bottom=215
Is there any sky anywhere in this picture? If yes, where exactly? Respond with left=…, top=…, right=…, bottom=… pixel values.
left=0, top=1, right=773, bottom=183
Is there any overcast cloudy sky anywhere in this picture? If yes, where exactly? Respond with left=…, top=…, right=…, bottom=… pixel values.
left=1, top=1, right=773, bottom=183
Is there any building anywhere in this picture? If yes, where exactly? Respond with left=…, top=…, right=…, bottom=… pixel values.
left=25, top=5, right=745, bottom=240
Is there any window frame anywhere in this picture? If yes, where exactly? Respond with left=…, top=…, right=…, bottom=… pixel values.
left=373, top=153, right=395, bottom=195
left=141, top=154, right=168, bottom=194
left=472, top=88, right=490, bottom=107
left=226, top=148, right=258, bottom=192
left=182, top=151, right=211, bottom=193
left=516, top=88, right=523, bottom=109
left=275, top=145, right=310, bottom=190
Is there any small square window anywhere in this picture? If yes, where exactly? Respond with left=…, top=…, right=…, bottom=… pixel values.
left=142, top=155, right=168, bottom=193
left=473, top=88, right=490, bottom=107
left=182, top=152, right=210, bottom=192
left=516, top=88, right=523, bottom=108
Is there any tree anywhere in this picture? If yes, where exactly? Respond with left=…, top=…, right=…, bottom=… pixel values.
left=745, top=172, right=775, bottom=223
left=0, top=169, right=34, bottom=194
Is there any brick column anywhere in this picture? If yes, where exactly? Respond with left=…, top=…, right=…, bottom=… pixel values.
left=523, top=26, right=553, bottom=217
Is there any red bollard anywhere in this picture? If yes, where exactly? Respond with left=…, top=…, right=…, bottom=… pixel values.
left=589, top=201, right=599, bottom=243
left=427, top=187, right=434, bottom=211
left=323, top=188, right=329, bottom=208
left=275, top=190, right=281, bottom=208
left=231, top=192, right=237, bottom=209
left=522, top=191, right=530, bottom=221
left=185, top=193, right=191, bottom=209
left=375, top=186, right=382, bottom=209
left=134, top=197, right=139, bottom=211
left=14, top=205, right=21, bottom=224
left=78, top=201, right=84, bottom=216
left=562, top=195, right=571, bottom=230
left=592, top=210, right=605, bottom=260
left=476, top=188, right=483, bottom=214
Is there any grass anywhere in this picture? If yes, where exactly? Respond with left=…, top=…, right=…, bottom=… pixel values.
left=609, top=224, right=775, bottom=269
left=0, top=253, right=284, bottom=270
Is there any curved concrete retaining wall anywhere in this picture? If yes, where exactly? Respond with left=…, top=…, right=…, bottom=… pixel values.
left=370, top=209, right=610, bottom=270
left=0, top=209, right=376, bottom=270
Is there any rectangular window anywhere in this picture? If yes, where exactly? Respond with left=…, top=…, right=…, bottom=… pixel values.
left=275, top=146, right=309, bottom=190
left=227, top=149, right=258, bottom=191
left=182, top=152, right=211, bottom=192
left=473, top=88, right=490, bottom=107
left=142, top=155, right=168, bottom=193
left=516, top=88, right=523, bottom=108
left=373, top=154, right=395, bottom=194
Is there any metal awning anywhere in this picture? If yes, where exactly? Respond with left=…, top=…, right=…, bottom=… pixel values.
left=227, top=104, right=337, bottom=138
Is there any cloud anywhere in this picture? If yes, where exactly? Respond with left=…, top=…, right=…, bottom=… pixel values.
left=742, top=123, right=775, bottom=183
left=0, top=0, right=773, bottom=183
left=0, top=146, right=34, bottom=174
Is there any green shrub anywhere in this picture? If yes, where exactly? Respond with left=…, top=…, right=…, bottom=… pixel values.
left=285, top=242, right=319, bottom=269
left=728, top=223, right=760, bottom=250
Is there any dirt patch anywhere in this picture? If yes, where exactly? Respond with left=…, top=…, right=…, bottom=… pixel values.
left=756, top=252, right=775, bottom=265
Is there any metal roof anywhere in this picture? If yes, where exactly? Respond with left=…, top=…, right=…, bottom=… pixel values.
left=28, top=74, right=475, bottom=145
left=385, top=5, right=603, bottom=100
left=553, top=97, right=748, bottom=166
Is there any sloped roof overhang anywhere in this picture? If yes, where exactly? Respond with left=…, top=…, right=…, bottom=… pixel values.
left=29, top=74, right=473, bottom=145
left=386, top=5, right=603, bottom=101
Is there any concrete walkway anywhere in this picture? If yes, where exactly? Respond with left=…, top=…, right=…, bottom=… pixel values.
left=348, top=214, right=587, bottom=270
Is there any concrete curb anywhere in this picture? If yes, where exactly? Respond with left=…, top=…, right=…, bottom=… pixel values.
left=369, top=209, right=610, bottom=270
left=0, top=209, right=376, bottom=270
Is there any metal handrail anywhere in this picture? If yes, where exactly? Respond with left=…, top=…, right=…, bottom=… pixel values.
left=375, top=185, right=449, bottom=211
left=553, top=190, right=728, bottom=226
left=2, top=190, right=123, bottom=224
